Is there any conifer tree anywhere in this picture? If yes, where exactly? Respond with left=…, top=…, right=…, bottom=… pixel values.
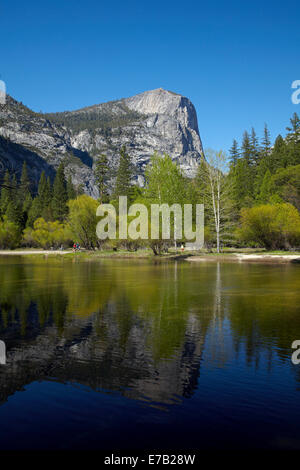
left=5, top=174, right=22, bottom=226
left=0, top=170, right=11, bottom=216
left=52, top=163, right=68, bottom=221
left=27, top=171, right=49, bottom=225
left=240, top=131, right=255, bottom=200
left=286, top=113, right=300, bottom=166
left=250, top=128, right=260, bottom=167
left=241, top=131, right=252, bottom=164
left=286, top=112, right=300, bottom=137
left=19, top=161, right=30, bottom=195
left=113, top=146, right=133, bottom=201
left=257, top=169, right=272, bottom=204
left=261, top=123, right=271, bottom=160
left=67, top=175, right=76, bottom=200
left=229, top=139, right=239, bottom=167
left=94, top=153, right=110, bottom=203
left=42, top=176, right=53, bottom=220
left=19, top=162, right=32, bottom=224
left=271, top=135, right=287, bottom=172
left=232, top=158, right=254, bottom=208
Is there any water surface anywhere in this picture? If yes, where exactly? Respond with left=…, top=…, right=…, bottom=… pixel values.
left=0, top=257, right=299, bottom=450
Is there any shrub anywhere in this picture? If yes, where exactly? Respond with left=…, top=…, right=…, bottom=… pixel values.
left=23, top=218, right=71, bottom=249
left=238, top=203, right=300, bottom=250
left=0, top=218, right=21, bottom=249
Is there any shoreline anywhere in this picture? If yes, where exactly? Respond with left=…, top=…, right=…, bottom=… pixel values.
left=0, top=250, right=299, bottom=263
left=186, top=253, right=300, bottom=263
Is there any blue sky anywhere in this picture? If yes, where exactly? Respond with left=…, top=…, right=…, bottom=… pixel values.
left=1, top=0, right=299, bottom=152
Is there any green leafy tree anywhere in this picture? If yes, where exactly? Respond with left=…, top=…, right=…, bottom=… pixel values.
left=238, top=203, right=300, bottom=250
left=144, top=153, right=187, bottom=252
left=197, top=149, right=236, bottom=252
left=0, top=217, right=21, bottom=249
left=67, top=195, right=99, bottom=249
left=23, top=218, right=70, bottom=249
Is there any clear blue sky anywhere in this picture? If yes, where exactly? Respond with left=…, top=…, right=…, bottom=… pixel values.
left=1, top=0, right=299, bottom=152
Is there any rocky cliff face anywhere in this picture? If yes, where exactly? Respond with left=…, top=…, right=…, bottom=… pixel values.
left=0, top=89, right=203, bottom=195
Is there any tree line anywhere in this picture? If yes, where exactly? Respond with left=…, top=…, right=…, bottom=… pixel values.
left=0, top=111, right=300, bottom=252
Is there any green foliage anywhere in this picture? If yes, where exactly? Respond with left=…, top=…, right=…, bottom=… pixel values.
left=67, top=195, right=100, bottom=249
left=94, top=153, right=110, bottom=203
left=145, top=152, right=187, bottom=205
left=229, top=139, right=239, bottom=167
left=113, top=146, right=134, bottom=201
left=238, top=203, right=300, bottom=250
left=0, top=170, right=12, bottom=216
left=270, top=164, right=300, bottom=210
left=0, top=217, right=21, bottom=249
left=44, top=102, right=144, bottom=134
left=52, top=163, right=68, bottom=221
left=27, top=171, right=52, bottom=225
left=23, top=218, right=70, bottom=249
left=66, top=175, right=76, bottom=200
left=19, top=162, right=32, bottom=225
left=257, top=169, right=272, bottom=204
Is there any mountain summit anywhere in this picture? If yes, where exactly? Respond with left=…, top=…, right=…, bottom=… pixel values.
left=0, top=89, right=203, bottom=195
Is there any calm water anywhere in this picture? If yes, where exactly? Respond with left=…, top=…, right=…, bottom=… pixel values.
left=0, top=256, right=300, bottom=450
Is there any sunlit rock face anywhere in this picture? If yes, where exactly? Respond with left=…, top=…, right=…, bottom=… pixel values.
left=0, top=89, right=203, bottom=195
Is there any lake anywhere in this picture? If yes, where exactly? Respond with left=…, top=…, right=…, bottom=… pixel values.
left=0, top=256, right=299, bottom=450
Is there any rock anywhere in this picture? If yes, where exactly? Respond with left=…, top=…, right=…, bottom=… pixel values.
left=0, top=89, right=204, bottom=196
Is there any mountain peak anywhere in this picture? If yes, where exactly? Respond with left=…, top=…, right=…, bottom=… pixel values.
left=0, top=89, right=203, bottom=196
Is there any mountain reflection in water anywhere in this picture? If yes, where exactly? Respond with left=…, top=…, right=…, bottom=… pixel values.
left=0, top=257, right=300, bottom=450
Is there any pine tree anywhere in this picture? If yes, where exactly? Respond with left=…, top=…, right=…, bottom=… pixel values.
left=229, top=139, right=239, bottom=167
left=250, top=128, right=260, bottom=167
left=67, top=175, right=76, bottom=200
left=19, top=162, right=31, bottom=201
left=232, top=158, right=254, bottom=208
left=241, top=131, right=252, bottom=164
left=271, top=135, right=287, bottom=171
left=286, top=113, right=300, bottom=166
left=27, top=171, right=48, bottom=224
left=113, top=146, right=133, bottom=201
left=19, top=162, right=32, bottom=225
left=38, top=172, right=48, bottom=205
left=257, top=169, right=272, bottom=203
left=286, top=112, right=300, bottom=136
left=240, top=131, right=255, bottom=200
left=42, top=176, right=53, bottom=220
left=6, top=174, right=22, bottom=226
left=52, top=163, right=68, bottom=221
left=94, top=153, right=110, bottom=203
left=261, top=123, right=271, bottom=160
left=0, top=170, right=11, bottom=217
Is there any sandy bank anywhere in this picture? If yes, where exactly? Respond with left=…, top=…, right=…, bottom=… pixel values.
left=187, top=253, right=300, bottom=263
